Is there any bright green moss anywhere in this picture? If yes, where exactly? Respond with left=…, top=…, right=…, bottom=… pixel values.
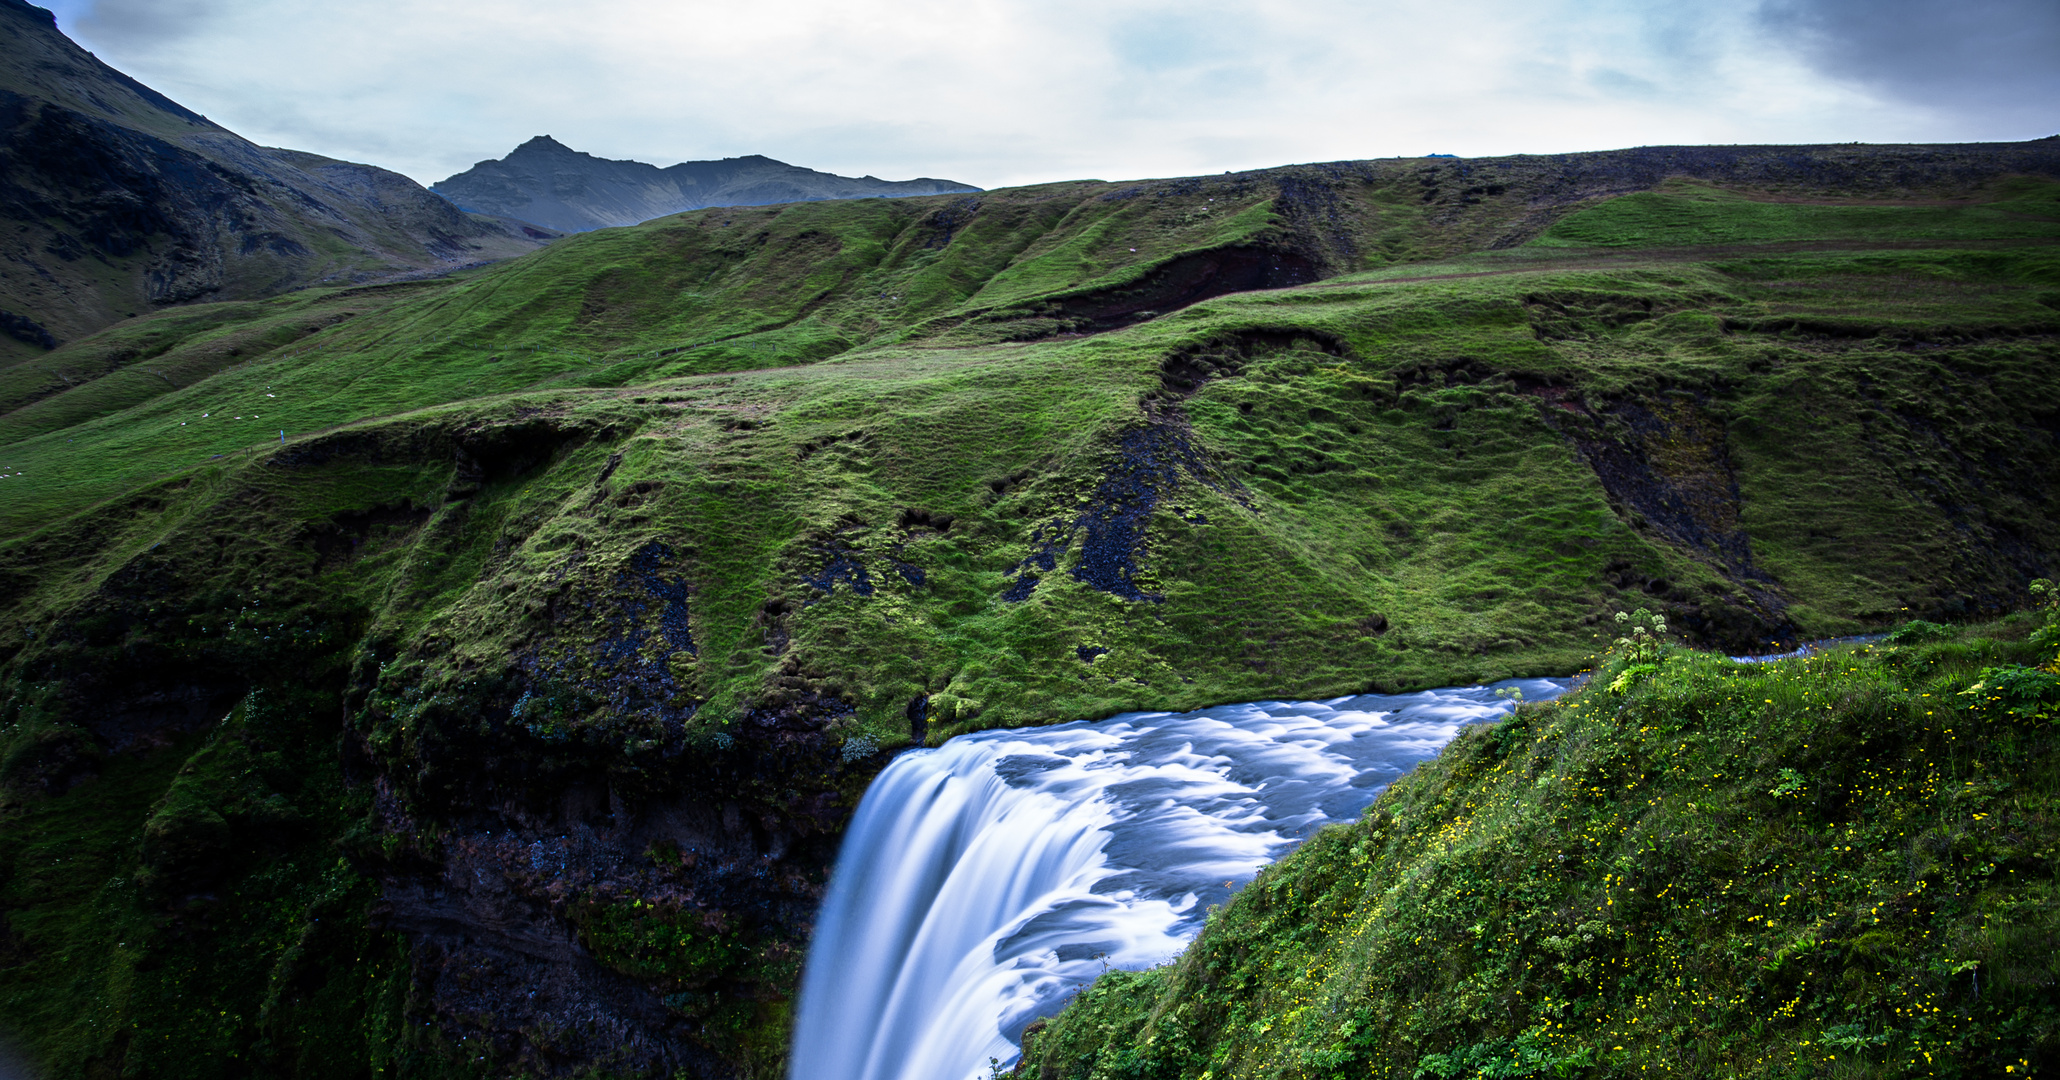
left=1533, top=180, right=2060, bottom=249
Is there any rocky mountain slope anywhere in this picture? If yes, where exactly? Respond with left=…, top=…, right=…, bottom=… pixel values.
left=431, top=135, right=981, bottom=233
left=0, top=136, right=2056, bottom=1079
left=0, top=0, right=556, bottom=366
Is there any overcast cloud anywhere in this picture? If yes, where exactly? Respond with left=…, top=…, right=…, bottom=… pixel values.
left=38, top=0, right=2059, bottom=189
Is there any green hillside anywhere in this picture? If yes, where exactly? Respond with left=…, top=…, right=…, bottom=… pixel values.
left=1019, top=612, right=2060, bottom=1079
left=2, top=142, right=2059, bottom=1078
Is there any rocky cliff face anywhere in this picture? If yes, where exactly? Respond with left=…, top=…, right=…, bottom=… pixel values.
left=0, top=0, right=557, bottom=364
left=432, top=135, right=980, bottom=232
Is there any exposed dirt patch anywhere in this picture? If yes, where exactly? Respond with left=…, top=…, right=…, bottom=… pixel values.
left=1149, top=328, right=1352, bottom=407
left=1003, top=415, right=1245, bottom=604
left=915, top=197, right=980, bottom=249
left=795, top=429, right=867, bottom=461
left=0, top=309, right=56, bottom=350
left=798, top=539, right=873, bottom=601
left=450, top=417, right=601, bottom=497
left=1533, top=386, right=1793, bottom=648
left=1018, top=245, right=1322, bottom=336
left=984, top=468, right=1033, bottom=501
left=1003, top=332, right=1350, bottom=603
left=305, top=499, right=432, bottom=573
left=897, top=508, right=954, bottom=534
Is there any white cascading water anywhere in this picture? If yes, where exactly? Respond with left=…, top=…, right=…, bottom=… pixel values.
left=787, top=677, right=1576, bottom=1080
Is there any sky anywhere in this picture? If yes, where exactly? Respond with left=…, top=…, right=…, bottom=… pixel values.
left=39, top=0, right=2060, bottom=190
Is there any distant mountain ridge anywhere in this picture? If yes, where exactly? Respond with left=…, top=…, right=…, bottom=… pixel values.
left=0, top=0, right=556, bottom=362
left=432, top=135, right=981, bottom=232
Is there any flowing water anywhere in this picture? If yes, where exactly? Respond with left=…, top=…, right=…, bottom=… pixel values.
left=1729, top=633, right=1888, bottom=664
left=787, top=677, right=1578, bottom=1080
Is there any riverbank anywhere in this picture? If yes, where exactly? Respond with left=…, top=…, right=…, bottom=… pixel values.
left=1021, top=612, right=2060, bottom=1078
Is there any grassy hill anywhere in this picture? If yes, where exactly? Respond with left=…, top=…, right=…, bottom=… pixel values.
left=1019, top=614, right=2060, bottom=1079
left=0, top=141, right=2057, bottom=1078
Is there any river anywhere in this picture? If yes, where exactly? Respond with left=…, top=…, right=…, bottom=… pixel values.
left=787, top=676, right=1578, bottom=1080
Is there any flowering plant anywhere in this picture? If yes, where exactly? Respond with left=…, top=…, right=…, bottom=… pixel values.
left=1956, top=579, right=2060, bottom=721
left=1603, top=607, right=1672, bottom=691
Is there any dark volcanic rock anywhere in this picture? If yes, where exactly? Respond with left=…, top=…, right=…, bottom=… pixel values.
left=432, top=136, right=981, bottom=233
left=350, top=680, right=857, bottom=1078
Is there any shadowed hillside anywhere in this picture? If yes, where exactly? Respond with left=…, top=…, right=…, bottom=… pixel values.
left=0, top=0, right=556, bottom=364
left=0, top=132, right=2057, bottom=1078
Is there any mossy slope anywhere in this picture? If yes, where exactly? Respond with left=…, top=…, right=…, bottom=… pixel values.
left=1021, top=621, right=2060, bottom=1078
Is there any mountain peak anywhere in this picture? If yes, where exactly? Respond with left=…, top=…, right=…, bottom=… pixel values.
left=434, top=138, right=980, bottom=232
left=514, top=134, right=577, bottom=154
left=0, top=0, right=554, bottom=353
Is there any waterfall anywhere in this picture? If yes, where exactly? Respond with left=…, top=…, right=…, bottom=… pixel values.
left=787, top=677, right=1576, bottom=1080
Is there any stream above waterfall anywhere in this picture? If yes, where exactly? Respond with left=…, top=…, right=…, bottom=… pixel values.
left=787, top=676, right=1579, bottom=1080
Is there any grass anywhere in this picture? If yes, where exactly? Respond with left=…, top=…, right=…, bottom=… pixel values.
left=1532, top=178, right=2060, bottom=250
left=22, top=251, right=2050, bottom=753
left=1021, top=614, right=2060, bottom=1078
left=0, top=687, right=422, bottom=1080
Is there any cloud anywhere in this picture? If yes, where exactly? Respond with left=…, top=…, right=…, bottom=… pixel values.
left=70, top=0, right=221, bottom=50
left=1757, top=0, right=2060, bottom=127
left=42, top=0, right=2057, bottom=191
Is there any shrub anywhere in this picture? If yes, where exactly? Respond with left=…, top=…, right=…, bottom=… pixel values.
left=1883, top=618, right=1956, bottom=645
left=840, top=733, right=880, bottom=764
